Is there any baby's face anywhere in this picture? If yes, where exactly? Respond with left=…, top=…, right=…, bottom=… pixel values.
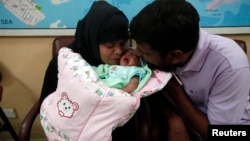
left=120, top=49, right=141, bottom=66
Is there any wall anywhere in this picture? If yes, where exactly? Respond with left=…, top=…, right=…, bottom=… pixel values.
left=0, top=37, right=53, bottom=140
left=0, top=34, right=249, bottom=140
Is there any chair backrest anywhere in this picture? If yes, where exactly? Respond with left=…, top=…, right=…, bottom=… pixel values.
left=0, top=72, right=2, bottom=102
left=0, top=83, right=2, bottom=102
left=234, top=39, right=247, bottom=53
left=52, top=36, right=74, bottom=57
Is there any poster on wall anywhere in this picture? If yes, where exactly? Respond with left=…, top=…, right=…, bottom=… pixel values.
left=0, top=0, right=250, bottom=36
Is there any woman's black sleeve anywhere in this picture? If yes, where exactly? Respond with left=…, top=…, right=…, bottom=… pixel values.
left=39, top=56, right=58, bottom=105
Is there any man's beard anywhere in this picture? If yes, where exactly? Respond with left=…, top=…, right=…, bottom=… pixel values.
left=147, top=62, right=176, bottom=72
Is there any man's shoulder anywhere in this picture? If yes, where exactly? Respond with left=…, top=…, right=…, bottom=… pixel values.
left=201, top=34, right=249, bottom=70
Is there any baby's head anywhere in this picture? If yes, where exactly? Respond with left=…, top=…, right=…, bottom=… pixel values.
left=120, top=48, right=141, bottom=66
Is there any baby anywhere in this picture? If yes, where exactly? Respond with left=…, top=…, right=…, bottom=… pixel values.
left=93, top=48, right=152, bottom=93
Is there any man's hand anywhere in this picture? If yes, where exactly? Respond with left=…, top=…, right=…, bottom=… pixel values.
left=164, top=73, right=209, bottom=140
left=168, top=117, right=190, bottom=141
left=164, top=75, right=183, bottom=97
left=161, top=104, right=190, bottom=141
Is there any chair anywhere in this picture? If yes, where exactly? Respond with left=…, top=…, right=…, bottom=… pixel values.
left=18, top=37, right=74, bottom=141
left=234, top=39, right=247, bottom=53
left=18, top=37, right=248, bottom=141
left=0, top=72, right=19, bottom=141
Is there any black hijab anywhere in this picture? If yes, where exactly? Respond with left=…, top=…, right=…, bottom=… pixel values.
left=68, top=1, right=129, bottom=66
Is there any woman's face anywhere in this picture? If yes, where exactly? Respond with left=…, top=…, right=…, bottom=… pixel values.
left=99, top=39, right=128, bottom=65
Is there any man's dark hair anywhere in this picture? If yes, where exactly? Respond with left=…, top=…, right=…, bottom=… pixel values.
left=130, top=0, right=200, bottom=53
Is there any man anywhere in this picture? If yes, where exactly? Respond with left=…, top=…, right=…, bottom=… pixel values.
left=130, top=0, right=250, bottom=140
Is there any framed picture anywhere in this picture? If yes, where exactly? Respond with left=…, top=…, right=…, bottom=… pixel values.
left=1, top=0, right=250, bottom=36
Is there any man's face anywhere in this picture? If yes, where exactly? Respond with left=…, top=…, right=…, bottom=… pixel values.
left=135, top=42, right=177, bottom=72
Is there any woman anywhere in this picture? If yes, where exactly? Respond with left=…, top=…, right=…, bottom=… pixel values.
left=39, top=1, right=138, bottom=141
left=39, top=1, right=128, bottom=103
